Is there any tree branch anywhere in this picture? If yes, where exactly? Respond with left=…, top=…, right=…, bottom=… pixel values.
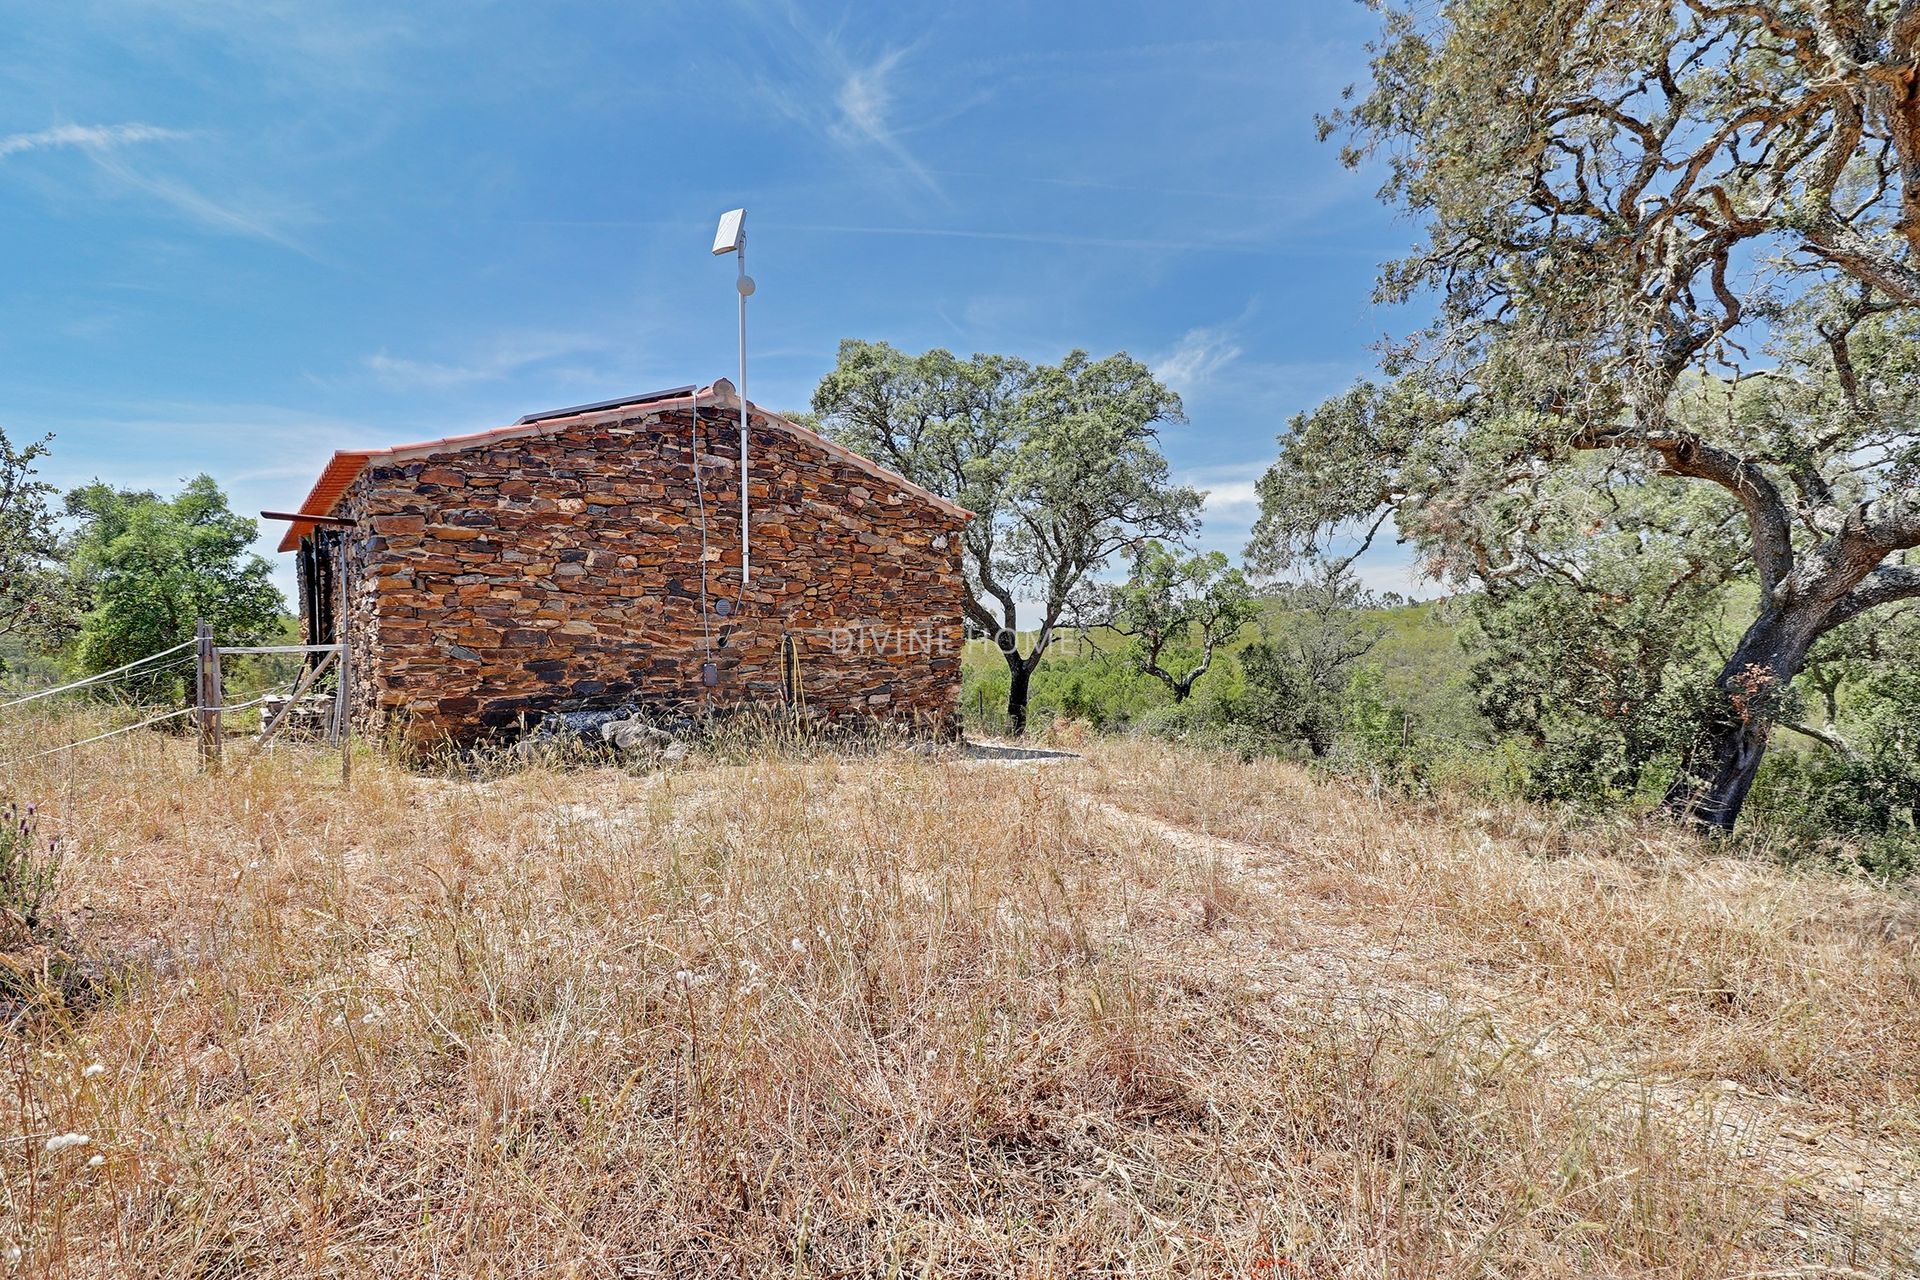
left=1574, top=428, right=1797, bottom=594
left=1802, top=217, right=1920, bottom=305
left=1829, top=563, right=1920, bottom=626
left=1777, top=719, right=1854, bottom=755
left=1859, top=493, right=1920, bottom=551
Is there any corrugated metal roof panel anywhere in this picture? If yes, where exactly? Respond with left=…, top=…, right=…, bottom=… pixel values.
left=513, top=385, right=696, bottom=425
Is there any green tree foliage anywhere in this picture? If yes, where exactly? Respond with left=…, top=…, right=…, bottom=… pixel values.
left=64, top=476, right=283, bottom=702
left=1233, top=563, right=1385, bottom=757
left=1471, top=594, right=1721, bottom=807
left=1794, top=598, right=1920, bottom=753
left=1459, top=457, right=1738, bottom=803
left=1254, top=0, right=1920, bottom=830
left=1753, top=667, right=1920, bottom=878
left=1105, top=542, right=1256, bottom=702
left=0, top=427, right=78, bottom=663
left=813, top=340, right=1200, bottom=733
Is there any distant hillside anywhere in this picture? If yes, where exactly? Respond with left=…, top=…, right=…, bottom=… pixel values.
left=1348, top=597, right=1485, bottom=742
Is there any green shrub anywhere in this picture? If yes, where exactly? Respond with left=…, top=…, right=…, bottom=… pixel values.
left=1746, top=673, right=1920, bottom=878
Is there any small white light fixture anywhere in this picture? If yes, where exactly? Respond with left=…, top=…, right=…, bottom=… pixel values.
left=712, top=207, right=753, bottom=584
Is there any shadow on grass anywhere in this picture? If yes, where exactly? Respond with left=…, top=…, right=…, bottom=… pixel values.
left=961, top=740, right=1080, bottom=764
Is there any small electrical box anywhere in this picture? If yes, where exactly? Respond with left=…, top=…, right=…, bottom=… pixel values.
left=701, top=661, right=719, bottom=687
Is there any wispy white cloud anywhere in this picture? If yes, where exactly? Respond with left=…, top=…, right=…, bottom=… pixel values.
left=0, top=122, right=190, bottom=161
left=831, top=48, right=899, bottom=143
left=365, top=353, right=495, bottom=389
left=1172, top=461, right=1433, bottom=599
left=1154, top=326, right=1245, bottom=392
left=780, top=222, right=1282, bottom=254
left=96, top=1, right=417, bottom=97
left=1201, top=479, right=1261, bottom=513
left=0, top=120, right=313, bottom=250
left=363, top=332, right=616, bottom=390
left=732, top=1, right=945, bottom=197
left=86, top=151, right=311, bottom=250
left=826, top=46, right=938, bottom=192
left=1180, top=460, right=1268, bottom=523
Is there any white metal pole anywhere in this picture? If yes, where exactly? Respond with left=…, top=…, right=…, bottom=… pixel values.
left=737, top=239, right=751, bottom=585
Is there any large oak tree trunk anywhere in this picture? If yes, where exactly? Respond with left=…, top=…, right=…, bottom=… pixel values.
left=1663, top=704, right=1773, bottom=831
left=1005, top=656, right=1035, bottom=736
left=1662, top=604, right=1821, bottom=831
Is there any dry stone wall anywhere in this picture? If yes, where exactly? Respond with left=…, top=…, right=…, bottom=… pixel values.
left=314, top=402, right=968, bottom=746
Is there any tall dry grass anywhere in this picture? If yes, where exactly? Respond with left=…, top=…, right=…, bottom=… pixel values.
left=0, top=715, right=1914, bottom=1276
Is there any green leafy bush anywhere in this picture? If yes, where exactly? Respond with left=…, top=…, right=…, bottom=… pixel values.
left=1747, top=673, right=1920, bottom=879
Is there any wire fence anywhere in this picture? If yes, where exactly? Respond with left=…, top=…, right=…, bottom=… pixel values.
left=0, top=638, right=197, bottom=709
left=0, top=638, right=333, bottom=771
left=0, top=705, right=198, bottom=766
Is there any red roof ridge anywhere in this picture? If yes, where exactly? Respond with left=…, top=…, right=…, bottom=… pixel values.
left=272, top=380, right=972, bottom=551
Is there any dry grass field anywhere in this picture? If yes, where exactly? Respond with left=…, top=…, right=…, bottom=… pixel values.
left=2, top=717, right=1918, bottom=1277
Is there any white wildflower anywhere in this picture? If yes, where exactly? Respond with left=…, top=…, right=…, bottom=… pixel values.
left=82, top=1062, right=105, bottom=1079
left=4, top=1244, right=18, bottom=1265
left=43, top=1133, right=89, bottom=1154
left=790, top=937, right=806, bottom=953
left=674, top=969, right=695, bottom=985
left=86, top=1155, right=104, bottom=1168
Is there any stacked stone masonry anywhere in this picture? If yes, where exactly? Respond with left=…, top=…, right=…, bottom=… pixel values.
left=297, top=399, right=968, bottom=746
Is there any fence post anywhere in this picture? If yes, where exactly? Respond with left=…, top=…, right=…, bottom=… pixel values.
left=195, top=620, right=218, bottom=772
left=210, top=639, right=224, bottom=773
left=337, top=539, right=352, bottom=786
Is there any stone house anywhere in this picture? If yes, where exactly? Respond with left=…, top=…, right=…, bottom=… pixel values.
left=274, top=379, right=970, bottom=746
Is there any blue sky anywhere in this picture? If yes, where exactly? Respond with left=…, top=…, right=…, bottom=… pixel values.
left=0, top=1, right=1421, bottom=603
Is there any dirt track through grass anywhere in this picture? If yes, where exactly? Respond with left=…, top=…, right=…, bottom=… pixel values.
left=1063, top=754, right=1920, bottom=1256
